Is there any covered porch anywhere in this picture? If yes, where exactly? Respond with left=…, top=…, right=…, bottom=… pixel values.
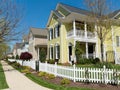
left=35, top=45, right=47, bottom=61
left=68, top=41, right=98, bottom=62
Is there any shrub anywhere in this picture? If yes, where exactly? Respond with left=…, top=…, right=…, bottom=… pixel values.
left=21, top=69, right=31, bottom=74
left=48, top=59, right=55, bottom=64
left=16, top=55, right=19, bottom=59
left=14, top=62, right=21, bottom=68
left=95, top=62, right=113, bottom=69
left=40, top=48, right=46, bottom=62
left=61, top=78, right=70, bottom=85
left=22, top=66, right=31, bottom=70
left=38, top=72, right=46, bottom=77
left=12, top=56, right=14, bottom=59
left=92, top=58, right=100, bottom=64
left=48, top=74, right=55, bottom=79
left=20, top=52, right=32, bottom=61
left=20, top=52, right=32, bottom=65
left=45, top=73, right=50, bottom=79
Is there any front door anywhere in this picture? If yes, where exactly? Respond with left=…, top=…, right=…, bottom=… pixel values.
left=69, top=46, right=72, bottom=61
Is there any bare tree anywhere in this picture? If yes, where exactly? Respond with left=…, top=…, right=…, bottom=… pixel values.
left=0, top=0, right=23, bottom=43
left=85, top=0, right=115, bottom=62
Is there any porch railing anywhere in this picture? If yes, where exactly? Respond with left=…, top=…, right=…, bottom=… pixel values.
left=67, top=30, right=96, bottom=39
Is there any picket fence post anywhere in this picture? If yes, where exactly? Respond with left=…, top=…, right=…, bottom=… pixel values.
left=73, top=64, right=76, bottom=82
left=103, top=65, right=107, bottom=84
left=45, top=61, right=47, bottom=72
left=54, top=62, right=57, bottom=77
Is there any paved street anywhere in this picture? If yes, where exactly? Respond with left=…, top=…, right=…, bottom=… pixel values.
left=1, top=61, right=52, bottom=90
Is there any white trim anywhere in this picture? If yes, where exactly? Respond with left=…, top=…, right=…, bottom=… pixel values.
left=86, top=42, right=88, bottom=58
left=84, top=22, right=87, bottom=38
left=37, top=48, right=39, bottom=60
left=73, top=20, right=76, bottom=37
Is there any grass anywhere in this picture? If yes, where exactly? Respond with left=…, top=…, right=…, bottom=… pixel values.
left=0, top=61, right=9, bottom=89
left=26, top=73, right=94, bottom=90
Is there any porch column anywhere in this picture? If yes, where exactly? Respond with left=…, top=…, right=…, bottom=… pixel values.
left=73, top=20, right=76, bottom=37
left=111, top=26, right=117, bottom=64
left=86, top=42, right=88, bottom=58
left=95, top=24, right=99, bottom=58
left=84, top=22, right=87, bottom=38
left=37, top=47, right=40, bottom=60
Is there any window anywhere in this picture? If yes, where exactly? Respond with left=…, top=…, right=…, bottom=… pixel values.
left=49, top=28, right=53, bottom=40
left=54, top=24, right=60, bottom=38
left=50, top=46, right=53, bottom=59
left=116, top=36, right=120, bottom=47
left=55, top=45, right=60, bottom=59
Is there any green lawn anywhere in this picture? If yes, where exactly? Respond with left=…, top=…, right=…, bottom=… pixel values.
left=0, top=61, right=9, bottom=89
left=26, top=74, right=94, bottom=90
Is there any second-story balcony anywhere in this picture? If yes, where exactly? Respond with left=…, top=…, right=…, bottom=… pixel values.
left=67, top=20, right=97, bottom=42
left=67, top=29, right=95, bottom=38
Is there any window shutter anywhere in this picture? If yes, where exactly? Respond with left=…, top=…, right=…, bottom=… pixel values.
left=116, top=36, right=119, bottom=47
left=54, top=46, right=56, bottom=59
left=58, top=24, right=60, bottom=37
left=58, top=45, right=60, bottom=59
left=51, top=47, right=53, bottom=59
left=49, top=47, right=50, bottom=59
left=54, top=27, right=56, bottom=38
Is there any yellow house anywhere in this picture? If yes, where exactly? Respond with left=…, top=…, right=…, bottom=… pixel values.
left=47, top=3, right=120, bottom=64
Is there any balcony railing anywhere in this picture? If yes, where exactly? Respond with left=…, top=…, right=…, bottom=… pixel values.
left=67, top=30, right=96, bottom=39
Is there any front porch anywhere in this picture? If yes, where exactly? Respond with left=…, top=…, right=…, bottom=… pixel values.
left=68, top=42, right=97, bottom=62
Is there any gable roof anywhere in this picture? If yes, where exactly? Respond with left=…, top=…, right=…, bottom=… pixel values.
left=30, top=27, right=47, bottom=37
left=47, top=3, right=120, bottom=27
left=57, top=3, right=91, bottom=16
left=108, top=9, right=120, bottom=18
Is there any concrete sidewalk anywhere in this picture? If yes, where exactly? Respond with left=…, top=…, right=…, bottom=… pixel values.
left=1, top=61, right=52, bottom=90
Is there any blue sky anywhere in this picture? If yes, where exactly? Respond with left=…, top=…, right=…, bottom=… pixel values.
left=10, top=0, right=120, bottom=48
left=16, top=0, right=120, bottom=32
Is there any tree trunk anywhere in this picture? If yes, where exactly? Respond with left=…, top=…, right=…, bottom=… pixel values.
left=100, top=38, right=104, bottom=62
left=100, top=27, right=104, bottom=62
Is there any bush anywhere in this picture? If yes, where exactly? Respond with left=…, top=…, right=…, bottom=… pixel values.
left=16, top=55, right=19, bottom=59
left=61, top=78, right=70, bottom=85
left=48, top=74, right=55, bottom=79
left=48, top=59, right=55, bottom=64
left=20, top=52, right=32, bottom=61
left=95, top=62, right=113, bottom=69
left=21, top=69, right=31, bottom=74
left=22, top=66, right=31, bottom=70
left=92, top=58, right=100, bottom=64
left=38, top=72, right=46, bottom=77
left=14, top=62, right=21, bottom=68
left=40, top=48, right=46, bottom=62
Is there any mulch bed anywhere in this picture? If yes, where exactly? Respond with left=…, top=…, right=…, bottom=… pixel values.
left=31, top=69, right=120, bottom=90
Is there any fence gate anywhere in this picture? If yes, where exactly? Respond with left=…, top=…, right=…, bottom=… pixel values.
left=35, top=61, right=39, bottom=71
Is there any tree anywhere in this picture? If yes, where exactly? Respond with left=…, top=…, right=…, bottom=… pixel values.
left=0, top=0, right=22, bottom=43
left=16, top=54, right=19, bottom=60
left=0, top=43, right=10, bottom=59
left=40, top=48, right=46, bottom=62
left=85, top=0, right=114, bottom=62
left=20, top=52, right=32, bottom=65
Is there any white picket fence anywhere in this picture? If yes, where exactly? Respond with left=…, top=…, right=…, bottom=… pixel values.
left=8, top=59, right=120, bottom=85
left=8, top=59, right=36, bottom=70
left=39, top=61, right=120, bottom=84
